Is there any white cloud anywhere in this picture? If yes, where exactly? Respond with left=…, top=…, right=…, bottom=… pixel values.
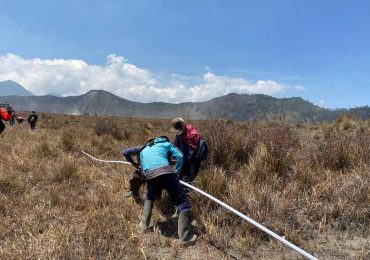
left=317, top=100, right=326, bottom=107
left=293, top=85, right=306, bottom=91
left=0, top=53, right=295, bottom=103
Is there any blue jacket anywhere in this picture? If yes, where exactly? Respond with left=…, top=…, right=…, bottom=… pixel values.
left=122, top=145, right=142, bottom=166
left=140, top=137, right=183, bottom=174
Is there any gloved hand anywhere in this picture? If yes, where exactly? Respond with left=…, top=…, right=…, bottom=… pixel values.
left=132, top=162, right=140, bottom=169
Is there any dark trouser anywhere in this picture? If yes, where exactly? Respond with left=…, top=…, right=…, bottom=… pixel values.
left=0, top=120, right=5, bottom=134
left=30, top=123, right=36, bottom=130
left=9, top=118, right=15, bottom=127
left=129, top=170, right=145, bottom=197
left=146, top=174, right=190, bottom=213
left=179, top=160, right=201, bottom=193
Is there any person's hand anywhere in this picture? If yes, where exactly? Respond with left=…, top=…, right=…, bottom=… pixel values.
left=132, top=162, right=140, bottom=169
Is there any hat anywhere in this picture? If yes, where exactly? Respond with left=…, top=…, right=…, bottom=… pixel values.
left=170, top=118, right=185, bottom=133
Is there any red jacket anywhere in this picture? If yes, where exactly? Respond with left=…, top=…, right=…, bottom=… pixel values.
left=174, top=124, right=201, bottom=162
left=0, top=109, right=12, bottom=121
left=181, top=124, right=201, bottom=150
left=182, top=124, right=200, bottom=150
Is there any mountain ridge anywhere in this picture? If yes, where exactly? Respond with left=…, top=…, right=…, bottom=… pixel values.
left=1, top=81, right=369, bottom=122
left=0, top=80, right=34, bottom=96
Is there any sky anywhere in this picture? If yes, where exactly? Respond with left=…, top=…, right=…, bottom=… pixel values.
left=0, top=0, right=370, bottom=108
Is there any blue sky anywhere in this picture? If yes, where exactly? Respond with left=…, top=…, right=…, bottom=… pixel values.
left=0, top=0, right=370, bottom=108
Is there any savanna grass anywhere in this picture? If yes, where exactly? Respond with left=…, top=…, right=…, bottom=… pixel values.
left=0, top=113, right=368, bottom=259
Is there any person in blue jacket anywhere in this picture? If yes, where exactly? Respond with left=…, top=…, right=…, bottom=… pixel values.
left=124, top=136, right=197, bottom=245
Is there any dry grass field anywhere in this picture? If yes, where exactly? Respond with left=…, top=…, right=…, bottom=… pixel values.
left=0, top=113, right=369, bottom=259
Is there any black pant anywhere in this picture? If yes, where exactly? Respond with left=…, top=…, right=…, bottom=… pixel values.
left=146, top=174, right=190, bottom=213
left=179, top=160, right=201, bottom=194
left=0, top=120, right=5, bottom=134
left=179, top=160, right=201, bottom=184
left=30, top=123, right=36, bottom=130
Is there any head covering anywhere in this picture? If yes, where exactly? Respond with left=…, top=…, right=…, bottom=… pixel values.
left=170, top=118, right=185, bottom=133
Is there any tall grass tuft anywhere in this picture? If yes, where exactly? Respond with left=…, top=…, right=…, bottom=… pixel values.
left=59, top=131, right=77, bottom=152
left=53, top=159, right=79, bottom=183
left=94, top=119, right=129, bottom=141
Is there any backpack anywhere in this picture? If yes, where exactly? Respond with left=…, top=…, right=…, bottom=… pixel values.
left=139, top=136, right=172, bottom=163
left=193, top=138, right=208, bottom=161
left=29, top=116, right=35, bottom=123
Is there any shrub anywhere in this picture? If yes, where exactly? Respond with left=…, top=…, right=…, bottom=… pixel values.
left=198, top=167, right=227, bottom=197
left=336, top=113, right=357, bottom=131
left=201, top=121, right=259, bottom=169
left=53, top=160, right=79, bottom=183
left=0, top=176, right=23, bottom=195
left=317, top=135, right=355, bottom=171
left=35, top=141, right=58, bottom=158
left=320, top=123, right=336, bottom=139
left=59, top=131, right=76, bottom=152
left=251, top=125, right=298, bottom=179
left=94, top=119, right=129, bottom=141
left=317, top=130, right=370, bottom=171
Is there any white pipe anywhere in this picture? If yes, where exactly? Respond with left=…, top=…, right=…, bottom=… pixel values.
left=81, top=151, right=318, bottom=260
left=180, top=181, right=317, bottom=260
left=81, top=151, right=132, bottom=165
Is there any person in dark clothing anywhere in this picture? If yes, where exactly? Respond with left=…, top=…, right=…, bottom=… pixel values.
left=124, top=136, right=197, bottom=245
left=27, top=111, right=38, bottom=131
left=122, top=145, right=145, bottom=203
left=171, top=118, right=202, bottom=186
left=170, top=118, right=204, bottom=219
left=0, top=120, right=5, bottom=134
left=9, top=115, right=16, bottom=127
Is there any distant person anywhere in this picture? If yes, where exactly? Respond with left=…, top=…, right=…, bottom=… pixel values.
left=0, top=104, right=15, bottom=134
left=124, top=136, right=197, bottom=245
left=171, top=118, right=208, bottom=186
left=9, top=114, right=16, bottom=127
left=9, top=107, right=17, bottom=128
left=170, top=118, right=208, bottom=217
left=27, top=111, right=38, bottom=131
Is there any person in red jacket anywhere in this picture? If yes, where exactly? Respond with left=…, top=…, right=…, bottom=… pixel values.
left=171, top=118, right=202, bottom=185
left=0, top=104, right=15, bottom=134
left=170, top=118, right=205, bottom=219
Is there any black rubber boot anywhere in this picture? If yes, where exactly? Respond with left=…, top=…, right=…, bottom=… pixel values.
left=139, top=200, right=153, bottom=231
left=178, top=212, right=197, bottom=246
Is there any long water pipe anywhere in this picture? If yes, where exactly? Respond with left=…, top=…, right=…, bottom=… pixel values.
left=81, top=151, right=318, bottom=260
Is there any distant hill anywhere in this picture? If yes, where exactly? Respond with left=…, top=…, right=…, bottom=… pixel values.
left=0, top=80, right=33, bottom=96
left=1, top=82, right=370, bottom=122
